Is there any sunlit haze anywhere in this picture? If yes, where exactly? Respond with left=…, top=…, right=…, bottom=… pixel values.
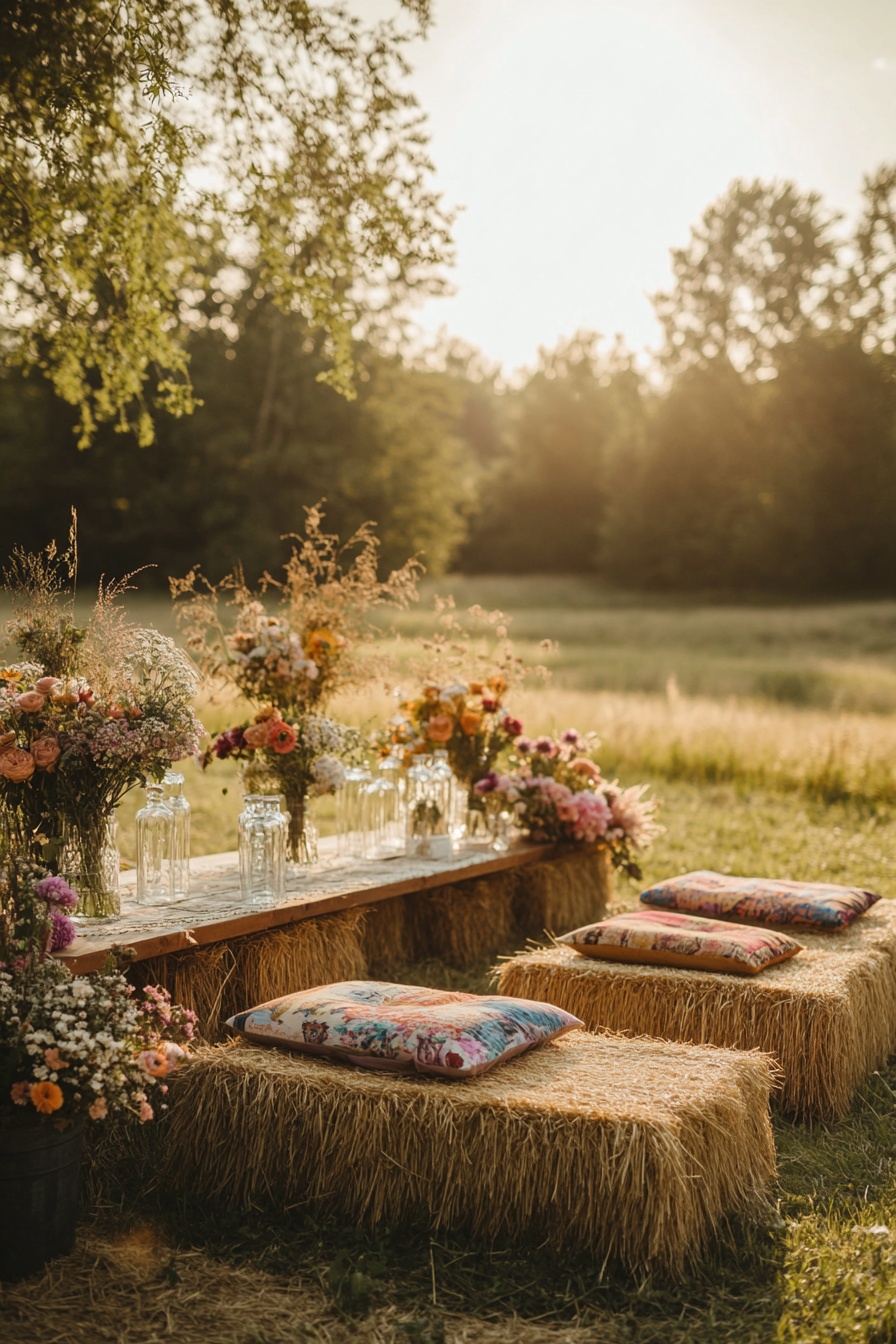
left=383, top=0, right=896, bottom=373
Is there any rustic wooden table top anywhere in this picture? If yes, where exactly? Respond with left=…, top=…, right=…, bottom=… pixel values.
left=56, top=838, right=560, bottom=974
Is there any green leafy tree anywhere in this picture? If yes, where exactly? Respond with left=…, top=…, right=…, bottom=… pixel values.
left=0, top=0, right=451, bottom=447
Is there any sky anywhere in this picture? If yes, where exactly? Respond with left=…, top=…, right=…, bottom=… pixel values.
left=382, top=0, right=896, bottom=375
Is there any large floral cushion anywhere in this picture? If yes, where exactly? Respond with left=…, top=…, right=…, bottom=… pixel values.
left=639, top=871, right=881, bottom=930
left=559, top=909, right=803, bottom=975
left=226, top=981, right=583, bottom=1078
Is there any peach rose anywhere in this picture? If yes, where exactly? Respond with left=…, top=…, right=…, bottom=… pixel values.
left=35, top=677, right=62, bottom=695
left=571, top=758, right=602, bottom=782
left=16, top=691, right=46, bottom=713
left=460, top=711, right=482, bottom=736
left=0, top=748, right=35, bottom=782
left=242, top=722, right=271, bottom=749
left=31, top=736, right=61, bottom=770
left=425, top=714, right=455, bottom=743
left=0, top=730, right=15, bottom=750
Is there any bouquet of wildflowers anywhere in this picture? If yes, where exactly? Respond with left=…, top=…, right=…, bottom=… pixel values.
left=204, top=710, right=347, bottom=861
left=0, top=860, right=196, bottom=1130
left=388, top=677, right=523, bottom=793
left=174, top=506, right=419, bottom=860
left=0, top=536, right=204, bottom=918
left=474, top=729, right=661, bottom=878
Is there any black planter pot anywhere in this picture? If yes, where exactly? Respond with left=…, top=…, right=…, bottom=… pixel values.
left=0, top=1117, right=86, bottom=1280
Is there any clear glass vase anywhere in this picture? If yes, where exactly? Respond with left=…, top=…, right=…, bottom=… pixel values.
left=135, top=784, right=174, bottom=906
left=239, top=794, right=287, bottom=906
left=282, top=790, right=318, bottom=872
left=163, top=770, right=191, bottom=900
left=61, top=814, right=121, bottom=923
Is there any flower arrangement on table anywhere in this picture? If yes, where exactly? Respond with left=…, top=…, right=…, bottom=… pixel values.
left=385, top=598, right=546, bottom=823
left=173, top=504, right=421, bottom=863
left=0, top=859, right=196, bottom=1131
left=0, top=533, right=204, bottom=919
left=474, top=729, right=661, bottom=879
left=203, top=710, right=347, bottom=864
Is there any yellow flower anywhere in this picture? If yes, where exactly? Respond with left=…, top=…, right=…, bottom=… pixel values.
left=0, top=668, right=22, bottom=683
left=30, top=1081, right=64, bottom=1114
left=305, top=629, right=339, bottom=663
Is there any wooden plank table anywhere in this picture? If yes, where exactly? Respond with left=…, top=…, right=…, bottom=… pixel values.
left=57, top=837, right=563, bottom=975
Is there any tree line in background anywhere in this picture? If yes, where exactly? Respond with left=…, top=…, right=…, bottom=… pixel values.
left=1, top=168, right=895, bottom=595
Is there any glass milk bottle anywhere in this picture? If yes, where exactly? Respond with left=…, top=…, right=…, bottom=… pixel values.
left=136, top=784, right=174, bottom=904
left=239, top=794, right=287, bottom=906
left=335, top=764, right=371, bottom=860
left=163, top=770, right=191, bottom=900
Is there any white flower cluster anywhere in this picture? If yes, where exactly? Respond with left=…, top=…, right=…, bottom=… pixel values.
left=311, top=754, right=346, bottom=796
left=304, top=713, right=343, bottom=755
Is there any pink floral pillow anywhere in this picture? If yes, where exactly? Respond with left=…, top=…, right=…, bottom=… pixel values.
left=559, top=909, right=803, bottom=975
left=639, top=871, right=881, bottom=929
left=226, top=981, right=583, bottom=1078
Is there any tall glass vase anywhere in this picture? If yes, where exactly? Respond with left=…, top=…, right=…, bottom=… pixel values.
left=282, top=788, right=319, bottom=872
left=60, top=814, right=121, bottom=923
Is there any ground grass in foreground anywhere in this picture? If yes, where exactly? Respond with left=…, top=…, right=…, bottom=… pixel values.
left=5, top=783, right=896, bottom=1342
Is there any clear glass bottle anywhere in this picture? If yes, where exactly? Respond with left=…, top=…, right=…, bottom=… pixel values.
left=135, top=784, right=174, bottom=905
left=163, top=770, right=191, bottom=900
left=405, top=756, right=452, bottom=859
left=239, top=794, right=286, bottom=906
left=361, top=756, right=403, bottom=860
left=335, top=764, right=371, bottom=860
left=429, top=750, right=456, bottom=843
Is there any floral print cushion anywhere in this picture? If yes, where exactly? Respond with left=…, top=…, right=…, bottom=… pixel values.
left=226, top=981, right=583, bottom=1078
left=559, top=909, right=803, bottom=975
left=639, top=871, right=881, bottom=930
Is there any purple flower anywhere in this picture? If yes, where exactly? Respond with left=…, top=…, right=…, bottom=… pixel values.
left=35, top=874, right=79, bottom=910
left=49, top=910, right=77, bottom=952
left=473, top=771, right=500, bottom=795
left=213, top=726, right=246, bottom=759
left=560, top=728, right=583, bottom=747
left=534, top=736, right=558, bottom=757
left=515, top=737, right=534, bottom=755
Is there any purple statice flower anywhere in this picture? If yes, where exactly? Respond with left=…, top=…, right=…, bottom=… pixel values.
left=515, top=736, right=534, bottom=755
left=473, top=771, right=500, bottom=795
left=49, top=910, right=77, bottom=952
left=560, top=728, right=583, bottom=748
left=533, top=736, right=559, bottom=757
left=35, top=874, right=79, bottom=909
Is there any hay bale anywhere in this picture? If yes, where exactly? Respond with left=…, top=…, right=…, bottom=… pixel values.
left=360, top=894, right=415, bottom=976
left=513, top=847, right=612, bottom=940
left=496, top=900, right=896, bottom=1120
left=403, top=875, right=521, bottom=968
left=130, top=908, right=368, bottom=1042
left=163, top=1031, right=776, bottom=1275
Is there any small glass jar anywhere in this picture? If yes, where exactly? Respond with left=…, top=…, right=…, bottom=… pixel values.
left=135, top=784, right=174, bottom=905
left=239, top=794, right=287, bottom=906
left=335, top=764, right=371, bottom=860
left=405, top=757, right=452, bottom=860
left=361, top=756, right=404, bottom=860
left=163, top=770, right=191, bottom=900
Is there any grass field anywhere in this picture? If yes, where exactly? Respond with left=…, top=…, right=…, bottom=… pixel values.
left=4, top=581, right=896, bottom=1340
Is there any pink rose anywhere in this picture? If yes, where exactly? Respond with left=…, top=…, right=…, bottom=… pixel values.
left=10, top=1080, right=30, bottom=1105
left=16, top=691, right=45, bottom=713
left=0, top=730, right=15, bottom=750
left=242, top=722, right=270, bottom=749
left=138, top=1100, right=154, bottom=1123
left=31, top=736, right=61, bottom=770
left=35, top=677, right=62, bottom=695
left=570, top=758, right=601, bottom=782
left=89, top=1097, right=108, bottom=1120
left=0, top=748, right=35, bottom=782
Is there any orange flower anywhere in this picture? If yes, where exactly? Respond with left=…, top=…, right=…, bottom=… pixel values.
left=137, top=1049, right=169, bottom=1078
left=268, top=720, right=298, bottom=753
left=423, top=685, right=441, bottom=701
left=242, top=722, right=270, bottom=749
left=304, top=629, right=339, bottom=663
left=487, top=676, right=507, bottom=697
left=425, top=714, right=455, bottom=743
left=468, top=681, right=484, bottom=695
left=30, top=1081, right=63, bottom=1114
left=460, top=711, right=482, bottom=736
left=571, top=757, right=601, bottom=782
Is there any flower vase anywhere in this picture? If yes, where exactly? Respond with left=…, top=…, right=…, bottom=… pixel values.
left=60, top=815, right=121, bottom=923
left=283, top=791, right=319, bottom=873
left=0, top=1117, right=87, bottom=1281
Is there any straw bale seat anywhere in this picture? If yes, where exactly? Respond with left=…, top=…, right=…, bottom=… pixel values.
left=496, top=899, right=896, bottom=1120
left=164, top=1030, right=777, bottom=1275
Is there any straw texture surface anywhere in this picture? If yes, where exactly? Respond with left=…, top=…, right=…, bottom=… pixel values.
left=131, top=908, right=367, bottom=1041
left=496, top=899, right=896, bottom=1120
left=362, top=847, right=612, bottom=974
left=164, top=1030, right=776, bottom=1275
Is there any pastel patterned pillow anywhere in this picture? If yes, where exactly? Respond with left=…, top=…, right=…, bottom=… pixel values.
left=226, top=980, right=583, bottom=1078
left=639, top=871, right=881, bottom=930
left=559, top=909, right=803, bottom=975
